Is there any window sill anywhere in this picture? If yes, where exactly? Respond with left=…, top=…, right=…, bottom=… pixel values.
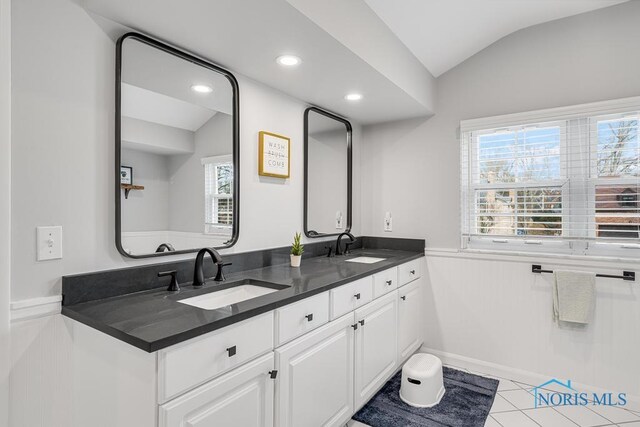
left=425, top=247, right=640, bottom=268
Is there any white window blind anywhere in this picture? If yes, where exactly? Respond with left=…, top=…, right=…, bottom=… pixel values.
left=461, top=98, right=640, bottom=257
left=202, top=155, right=233, bottom=234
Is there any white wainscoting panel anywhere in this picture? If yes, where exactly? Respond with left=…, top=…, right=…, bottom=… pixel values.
left=10, top=314, right=73, bottom=427
left=10, top=296, right=62, bottom=323
left=422, top=252, right=640, bottom=404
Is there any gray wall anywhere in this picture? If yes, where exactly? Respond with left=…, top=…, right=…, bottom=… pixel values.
left=168, top=113, right=232, bottom=233
left=0, top=0, right=10, bottom=422
left=361, top=1, right=640, bottom=248
left=10, top=0, right=362, bottom=302
left=120, top=148, right=170, bottom=232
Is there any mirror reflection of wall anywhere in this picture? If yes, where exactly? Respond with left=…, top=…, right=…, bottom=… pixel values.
left=118, top=35, right=237, bottom=257
left=305, top=108, right=351, bottom=237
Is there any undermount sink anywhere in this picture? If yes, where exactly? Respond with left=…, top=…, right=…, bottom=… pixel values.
left=178, top=280, right=285, bottom=310
left=345, top=256, right=387, bottom=264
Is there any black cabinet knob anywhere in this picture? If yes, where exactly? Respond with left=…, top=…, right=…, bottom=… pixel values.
left=359, top=319, right=365, bottom=326
left=386, top=280, right=392, bottom=286
left=401, top=295, right=407, bottom=301
left=351, top=323, right=358, bottom=330
left=226, top=345, right=237, bottom=357
left=305, top=313, right=313, bottom=322
left=410, top=270, right=416, bottom=275
left=268, top=370, right=278, bottom=379
left=354, top=293, right=361, bottom=300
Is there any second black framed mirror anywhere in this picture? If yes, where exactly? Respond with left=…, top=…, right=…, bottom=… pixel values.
left=304, top=107, right=352, bottom=238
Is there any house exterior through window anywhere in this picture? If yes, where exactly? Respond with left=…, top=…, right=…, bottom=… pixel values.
left=461, top=98, right=640, bottom=257
left=202, top=154, right=233, bottom=235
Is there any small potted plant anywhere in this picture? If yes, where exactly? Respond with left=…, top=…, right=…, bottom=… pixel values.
left=290, top=232, right=304, bottom=267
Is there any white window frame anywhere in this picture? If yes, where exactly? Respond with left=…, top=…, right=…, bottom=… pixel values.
left=202, top=154, right=233, bottom=236
left=460, top=96, right=640, bottom=258
left=587, top=113, right=640, bottom=256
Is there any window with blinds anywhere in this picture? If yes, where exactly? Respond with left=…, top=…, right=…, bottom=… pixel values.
left=203, top=155, right=233, bottom=234
left=461, top=99, right=640, bottom=257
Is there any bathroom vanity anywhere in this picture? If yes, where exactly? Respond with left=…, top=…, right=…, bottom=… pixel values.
left=58, top=31, right=427, bottom=427
left=62, top=245, right=425, bottom=427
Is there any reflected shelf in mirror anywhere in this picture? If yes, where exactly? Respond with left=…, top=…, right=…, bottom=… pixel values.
left=121, top=184, right=145, bottom=199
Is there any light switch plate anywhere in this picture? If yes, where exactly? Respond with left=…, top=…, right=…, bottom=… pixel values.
left=37, top=226, right=63, bottom=261
left=384, top=212, right=392, bottom=232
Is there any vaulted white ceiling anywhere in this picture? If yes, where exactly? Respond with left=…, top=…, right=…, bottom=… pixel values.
left=81, top=0, right=436, bottom=124
left=365, top=0, right=628, bottom=77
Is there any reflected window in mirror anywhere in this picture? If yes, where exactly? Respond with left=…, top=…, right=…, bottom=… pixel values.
left=116, top=33, right=239, bottom=258
left=203, top=155, right=233, bottom=239
left=304, top=107, right=352, bottom=237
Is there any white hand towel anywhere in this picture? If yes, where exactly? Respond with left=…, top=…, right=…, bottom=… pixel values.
left=553, top=270, right=595, bottom=324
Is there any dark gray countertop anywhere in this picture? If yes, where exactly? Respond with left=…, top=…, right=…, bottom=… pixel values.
left=62, top=248, right=424, bottom=352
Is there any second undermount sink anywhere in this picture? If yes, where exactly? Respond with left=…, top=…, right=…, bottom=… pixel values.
left=178, top=280, right=286, bottom=310
left=345, top=256, right=387, bottom=264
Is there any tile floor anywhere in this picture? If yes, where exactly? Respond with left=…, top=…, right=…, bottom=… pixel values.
left=347, top=364, right=640, bottom=427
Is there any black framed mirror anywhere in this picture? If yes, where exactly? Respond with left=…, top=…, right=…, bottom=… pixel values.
left=115, top=33, right=239, bottom=258
left=304, top=107, right=352, bottom=238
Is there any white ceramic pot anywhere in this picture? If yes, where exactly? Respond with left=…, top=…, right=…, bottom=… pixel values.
left=290, top=254, right=302, bottom=267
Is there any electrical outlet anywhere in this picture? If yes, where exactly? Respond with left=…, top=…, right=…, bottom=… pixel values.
left=37, top=226, right=63, bottom=261
left=384, top=212, right=392, bottom=232
left=336, top=211, right=343, bottom=229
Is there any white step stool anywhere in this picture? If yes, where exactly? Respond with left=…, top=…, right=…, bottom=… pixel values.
left=400, top=353, right=445, bottom=408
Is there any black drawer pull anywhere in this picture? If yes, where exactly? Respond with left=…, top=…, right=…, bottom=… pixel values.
left=351, top=323, right=358, bottom=330
left=401, top=295, right=407, bottom=301
left=407, top=377, right=421, bottom=385
left=386, top=280, right=392, bottom=286
left=358, top=319, right=365, bottom=326
left=268, top=370, right=278, bottom=379
left=226, top=346, right=236, bottom=357
left=410, top=270, right=416, bottom=275
left=305, top=313, right=313, bottom=322
left=354, top=293, right=361, bottom=300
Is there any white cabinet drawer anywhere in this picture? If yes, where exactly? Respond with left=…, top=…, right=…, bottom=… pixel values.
left=398, top=259, right=421, bottom=287
left=275, top=292, right=329, bottom=347
left=330, top=276, right=373, bottom=320
left=158, top=311, right=274, bottom=403
left=372, top=267, right=398, bottom=299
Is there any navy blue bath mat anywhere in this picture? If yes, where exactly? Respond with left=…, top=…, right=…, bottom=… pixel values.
left=352, top=367, right=498, bottom=427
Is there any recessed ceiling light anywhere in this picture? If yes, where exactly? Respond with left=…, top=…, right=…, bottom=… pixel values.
left=276, top=55, right=301, bottom=67
left=191, top=84, right=213, bottom=94
left=344, top=93, right=363, bottom=101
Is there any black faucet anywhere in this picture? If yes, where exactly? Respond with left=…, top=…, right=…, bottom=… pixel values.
left=335, top=232, right=356, bottom=256
left=193, top=248, right=223, bottom=287
left=155, top=243, right=175, bottom=253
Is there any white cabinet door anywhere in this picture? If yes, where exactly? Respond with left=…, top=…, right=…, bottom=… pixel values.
left=275, top=312, right=355, bottom=427
left=354, top=291, right=398, bottom=410
left=158, top=353, right=275, bottom=427
left=397, top=278, right=424, bottom=363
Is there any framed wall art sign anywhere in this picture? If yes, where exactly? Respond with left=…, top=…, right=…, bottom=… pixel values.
left=120, top=166, right=133, bottom=185
left=258, top=131, right=290, bottom=178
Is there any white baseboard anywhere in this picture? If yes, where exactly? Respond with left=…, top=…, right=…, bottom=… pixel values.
left=420, top=346, right=640, bottom=411
left=10, top=295, right=62, bottom=322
